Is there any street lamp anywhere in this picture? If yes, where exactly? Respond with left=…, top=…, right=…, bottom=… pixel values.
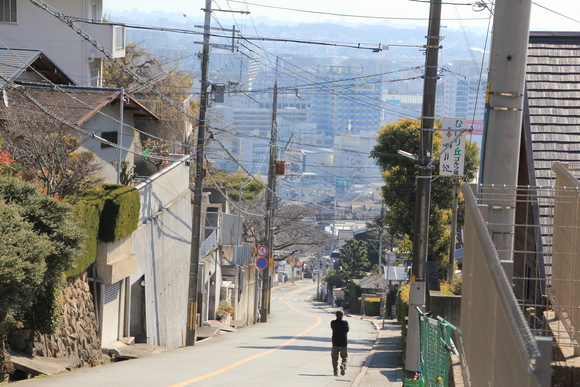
left=397, top=149, right=418, bottom=161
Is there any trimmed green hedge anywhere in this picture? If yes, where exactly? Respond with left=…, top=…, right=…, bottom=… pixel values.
left=364, top=297, right=381, bottom=316
left=66, top=196, right=104, bottom=278
left=98, top=184, right=140, bottom=243
left=66, top=184, right=140, bottom=277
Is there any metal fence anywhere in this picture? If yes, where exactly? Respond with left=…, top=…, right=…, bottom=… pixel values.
left=461, top=183, right=551, bottom=386
left=204, top=212, right=243, bottom=246
left=417, top=308, right=458, bottom=387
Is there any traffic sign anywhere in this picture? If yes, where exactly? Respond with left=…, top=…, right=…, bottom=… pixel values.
left=256, top=257, right=268, bottom=269
left=256, top=245, right=268, bottom=257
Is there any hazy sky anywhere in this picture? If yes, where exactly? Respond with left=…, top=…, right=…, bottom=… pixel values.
left=103, top=0, right=580, bottom=31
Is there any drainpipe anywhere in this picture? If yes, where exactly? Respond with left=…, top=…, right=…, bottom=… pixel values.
left=88, top=269, right=105, bottom=338
left=117, top=88, right=124, bottom=184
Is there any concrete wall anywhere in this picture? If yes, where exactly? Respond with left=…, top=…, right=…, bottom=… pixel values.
left=222, top=264, right=259, bottom=327
left=79, top=102, right=136, bottom=183
left=130, top=158, right=192, bottom=348
left=0, top=0, right=124, bottom=87
left=136, top=157, right=190, bottom=225
left=425, top=261, right=461, bottom=328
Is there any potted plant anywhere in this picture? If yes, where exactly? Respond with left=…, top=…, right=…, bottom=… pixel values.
left=216, top=299, right=234, bottom=324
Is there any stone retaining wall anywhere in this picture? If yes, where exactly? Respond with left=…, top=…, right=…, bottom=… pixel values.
left=8, top=273, right=107, bottom=368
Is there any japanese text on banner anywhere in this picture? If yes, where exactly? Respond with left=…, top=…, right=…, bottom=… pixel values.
left=440, top=118, right=466, bottom=177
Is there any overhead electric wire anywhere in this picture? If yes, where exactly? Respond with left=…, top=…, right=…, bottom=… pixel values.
left=226, top=0, right=489, bottom=21
left=30, top=0, right=202, bottom=127
left=0, top=41, right=188, bottom=156
left=532, top=1, right=580, bottom=25
left=0, top=76, right=178, bottom=162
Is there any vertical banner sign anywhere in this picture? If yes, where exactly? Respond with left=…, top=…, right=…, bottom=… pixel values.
left=440, top=118, right=466, bottom=177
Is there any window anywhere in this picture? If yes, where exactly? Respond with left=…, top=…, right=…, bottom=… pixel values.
left=114, top=26, right=125, bottom=50
left=0, top=0, right=16, bottom=23
left=101, top=131, right=118, bottom=148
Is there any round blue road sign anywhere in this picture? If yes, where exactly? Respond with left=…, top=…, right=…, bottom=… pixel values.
left=256, top=257, right=268, bottom=269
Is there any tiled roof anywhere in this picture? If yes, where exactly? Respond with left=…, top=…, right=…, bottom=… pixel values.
left=526, top=32, right=580, bottom=187
left=0, top=84, right=158, bottom=124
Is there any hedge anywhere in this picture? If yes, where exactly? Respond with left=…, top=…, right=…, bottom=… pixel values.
left=364, top=297, right=381, bottom=316
left=98, top=184, right=140, bottom=243
left=66, top=184, right=140, bottom=277
left=347, top=280, right=361, bottom=314
left=66, top=196, right=104, bottom=278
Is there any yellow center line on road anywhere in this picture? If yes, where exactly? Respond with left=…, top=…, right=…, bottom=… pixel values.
left=169, top=300, right=322, bottom=386
left=288, top=284, right=317, bottom=296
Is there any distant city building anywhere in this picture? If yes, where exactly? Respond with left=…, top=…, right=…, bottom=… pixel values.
left=334, top=131, right=383, bottom=184
left=310, top=65, right=383, bottom=137
left=436, top=60, right=486, bottom=121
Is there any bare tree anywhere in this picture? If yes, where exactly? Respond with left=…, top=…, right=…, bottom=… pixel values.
left=103, top=43, right=198, bottom=145
left=0, top=115, right=102, bottom=198
left=242, top=199, right=332, bottom=259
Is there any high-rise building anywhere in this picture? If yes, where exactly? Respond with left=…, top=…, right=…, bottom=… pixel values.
left=436, top=60, right=486, bottom=121
left=310, top=65, right=382, bottom=137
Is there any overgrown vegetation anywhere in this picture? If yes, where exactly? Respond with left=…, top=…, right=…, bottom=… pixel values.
left=370, top=117, right=480, bottom=279
left=0, top=115, right=103, bottom=199
left=396, top=283, right=411, bottom=352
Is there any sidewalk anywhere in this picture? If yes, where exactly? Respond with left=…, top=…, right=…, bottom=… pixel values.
left=352, top=316, right=405, bottom=387
left=313, top=302, right=404, bottom=387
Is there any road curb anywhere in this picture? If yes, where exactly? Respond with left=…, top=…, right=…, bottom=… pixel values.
left=351, top=318, right=381, bottom=387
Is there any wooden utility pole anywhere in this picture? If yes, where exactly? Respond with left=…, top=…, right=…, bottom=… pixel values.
left=185, top=0, right=212, bottom=346
left=261, top=59, right=279, bottom=322
left=447, top=176, right=459, bottom=284
left=405, top=0, right=443, bottom=373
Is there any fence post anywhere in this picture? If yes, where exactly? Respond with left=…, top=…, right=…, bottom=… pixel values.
left=534, top=337, right=552, bottom=386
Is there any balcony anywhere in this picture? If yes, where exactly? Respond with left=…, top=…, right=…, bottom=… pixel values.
left=85, top=23, right=126, bottom=58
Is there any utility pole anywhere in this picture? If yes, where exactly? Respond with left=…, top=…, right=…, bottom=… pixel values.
left=185, top=0, right=212, bottom=346
left=480, top=0, right=532, bottom=265
left=261, top=58, right=279, bottom=322
left=405, top=0, right=443, bottom=373
left=116, top=88, right=124, bottom=185
left=447, top=176, right=459, bottom=284
left=378, top=202, right=385, bottom=274
left=317, top=257, right=321, bottom=300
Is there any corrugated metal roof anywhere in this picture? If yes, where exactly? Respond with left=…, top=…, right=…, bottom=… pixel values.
left=0, top=48, right=74, bottom=89
left=0, top=48, right=40, bottom=89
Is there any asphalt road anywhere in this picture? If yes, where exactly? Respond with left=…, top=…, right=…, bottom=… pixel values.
left=14, top=280, right=377, bottom=387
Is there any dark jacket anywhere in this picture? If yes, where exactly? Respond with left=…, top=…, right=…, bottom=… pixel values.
left=331, top=318, right=349, bottom=347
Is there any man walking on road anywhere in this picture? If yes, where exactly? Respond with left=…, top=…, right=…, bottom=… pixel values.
left=330, top=310, right=349, bottom=376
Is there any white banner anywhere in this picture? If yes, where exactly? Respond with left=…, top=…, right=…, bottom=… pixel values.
left=440, top=118, right=466, bottom=177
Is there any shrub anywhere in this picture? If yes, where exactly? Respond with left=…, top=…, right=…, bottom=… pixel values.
left=216, top=300, right=234, bottom=321
left=440, top=273, right=462, bottom=295
left=66, top=185, right=140, bottom=277
left=396, top=283, right=410, bottom=351
left=347, top=280, right=361, bottom=314
left=364, top=297, right=381, bottom=316
left=98, top=184, right=140, bottom=243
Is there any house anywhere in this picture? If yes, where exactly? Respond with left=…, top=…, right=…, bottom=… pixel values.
left=0, top=48, right=74, bottom=88
left=0, top=0, right=125, bottom=87
left=0, top=82, right=158, bottom=183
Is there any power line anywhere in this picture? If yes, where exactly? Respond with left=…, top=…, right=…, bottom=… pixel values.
left=226, top=0, right=489, bottom=21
